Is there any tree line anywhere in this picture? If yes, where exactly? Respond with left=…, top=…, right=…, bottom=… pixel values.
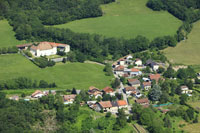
left=0, top=77, right=57, bottom=90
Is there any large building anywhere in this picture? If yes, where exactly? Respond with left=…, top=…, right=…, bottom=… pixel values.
left=17, top=42, right=70, bottom=57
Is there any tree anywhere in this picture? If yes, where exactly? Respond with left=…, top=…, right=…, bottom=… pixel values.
left=148, top=85, right=162, bottom=101
left=186, top=108, right=194, bottom=120
left=104, top=63, right=113, bottom=76
left=114, top=109, right=127, bottom=130
left=120, top=76, right=126, bottom=84
left=62, top=58, right=66, bottom=63
left=111, top=78, right=120, bottom=89
left=164, top=114, right=172, bottom=128
left=71, top=88, right=77, bottom=94
left=163, top=65, right=176, bottom=78
left=157, top=67, right=165, bottom=74
left=39, top=80, right=48, bottom=88
left=105, top=112, right=111, bottom=118
left=180, top=94, right=188, bottom=105
left=175, top=86, right=182, bottom=95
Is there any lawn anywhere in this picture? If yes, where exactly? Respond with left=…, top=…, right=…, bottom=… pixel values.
left=0, top=54, right=113, bottom=90
left=53, top=0, right=182, bottom=40
left=0, top=20, right=24, bottom=48
left=164, top=21, right=200, bottom=65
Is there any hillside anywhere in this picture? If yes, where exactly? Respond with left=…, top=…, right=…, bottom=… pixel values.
left=0, top=54, right=112, bottom=89
left=164, top=21, right=200, bottom=65
left=53, top=0, right=182, bottom=40
left=0, top=20, right=24, bottom=48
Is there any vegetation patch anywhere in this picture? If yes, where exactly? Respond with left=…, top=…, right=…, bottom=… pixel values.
left=53, top=0, right=182, bottom=40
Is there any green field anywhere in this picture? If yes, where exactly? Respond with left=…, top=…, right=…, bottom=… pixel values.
left=0, top=54, right=112, bottom=90
left=164, top=21, right=200, bottom=66
left=53, top=0, right=182, bottom=40
left=0, top=20, right=24, bottom=48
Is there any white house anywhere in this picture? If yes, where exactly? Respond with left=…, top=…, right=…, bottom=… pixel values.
left=134, top=59, right=142, bottom=66
left=181, top=86, right=193, bottom=94
left=30, top=42, right=70, bottom=57
left=130, top=68, right=142, bottom=77
left=114, top=65, right=125, bottom=76
left=31, top=90, right=44, bottom=98
left=117, top=100, right=128, bottom=109
left=63, top=94, right=77, bottom=104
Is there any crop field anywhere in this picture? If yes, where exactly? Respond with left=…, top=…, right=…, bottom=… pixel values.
left=0, top=54, right=113, bottom=90
left=53, top=0, right=182, bottom=40
left=164, top=21, right=200, bottom=66
left=0, top=20, right=24, bottom=48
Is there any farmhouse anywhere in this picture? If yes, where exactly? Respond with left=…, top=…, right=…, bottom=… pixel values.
left=29, top=42, right=70, bottom=57
left=88, top=86, right=103, bottom=99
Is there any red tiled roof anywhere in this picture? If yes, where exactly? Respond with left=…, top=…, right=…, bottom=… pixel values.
left=114, top=65, right=124, bottom=71
left=125, top=86, right=136, bottom=91
left=99, top=101, right=112, bottom=108
left=149, top=74, right=161, bottom=82
left=32, top=90, right=43, bottom=97
left=128, top=78, right=139, bottom=83
left=63, top=94, right=76, bottom=101
left=117, top=100, right=127, bottom=106
left=131, top=68, right=140, bottom=72
left=103, top=86, right=114, bottom=93
left=136, top=98, right=149, bottom=104
left=16, top=43, right=32, bottom=48
left=89, top=86, right=99, bottom=91
left=143, top=82, right=151, bottom=86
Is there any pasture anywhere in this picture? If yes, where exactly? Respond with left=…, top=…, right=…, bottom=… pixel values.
left=164, top=21, right=200, bottom=66
left=0, top=54, right=113, bottom=90
left=0, top=20, right=24, bottom=48
left=53, top=0, right=182, bottom=40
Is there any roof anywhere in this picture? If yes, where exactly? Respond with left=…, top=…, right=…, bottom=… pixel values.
left=16, top=43, right=32, bottom=48
left=136, top=98, right=149, bottom=104
left=135, top=58, right=141, bottom=62
left=125, top=86, right=136, bottom=91
left=149, top=74, right=161, bottom=82
left=131, top=68, right=140, bottom=72
left=117, top=100, right=127, bottom=106
left=32, top=90, right=43, bottom=97
left=99, top=101, right=112, bottom=108
left=128, top=79, right=140, bottom=85
left=63, top=94, right=76, bottom=101
left=30, top=42, right=68, bottom=51
left=89, top=86, right=99, bottom=91
left=103, top=86, right=114, bottom=93
left=181, top=86, right=188, bottom=89
left=114, top=65, right=124, bottom=71
left=143, top=82, right=151, bottom=86
left=111, top=101, right=118, bottom=107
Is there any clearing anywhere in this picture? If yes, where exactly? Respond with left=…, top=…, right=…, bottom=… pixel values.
left=0, top=20, right=24, bottom=48
left=0, top=54, right=112, bottom=90
left=53, top=0, right=182, bottom=40
left=164, top=21, right=200, bottom=66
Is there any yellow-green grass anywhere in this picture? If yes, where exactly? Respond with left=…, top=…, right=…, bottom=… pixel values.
left=53, top=0, right=182, bottom=40
left=164, top=21, right=200, bottom=65
left=0, top=20, right=24, bottom=48
left=0, top=54, right=113, bottom=90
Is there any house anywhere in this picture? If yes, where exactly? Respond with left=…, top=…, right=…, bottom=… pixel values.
left=146, top=59, right=159, bottom=71
left=125, top=86, right=136, bottom=95
left=114, top=65, right=125, bottom=76
left=142, top=77, right=150, bottom=82
left=88, top=86, right=103, bottom=99
left=149, top=74, right=161, bottom=82
left=130, top=68, right=142, bottom=77
left=43, top=90, right=56, bottom=95
left=63, top=94, right=77, bottom=104
left=110, top=101, right=119, bottom=113
left=103, top=86, right=115, bottom=96
left=128, top=79, right=141, bottom=88
left=9, top=95, right=19, bottom=101
left=117, top=100, right=128, bottom=109
left=134, top=59, right=142, bottom=66
left=142, top=82, right=151, bottom=90
left=181, top=86, right=193, bottom=94
left=135, top=92, right=142, bottom=98
left=98, top=101, right=113, bottom=112
left=118, top=59, right=126, bottom=66
left=31, top=90, right=44, bottom=98
left=135, top=98, right=149, bottom=107
left=29, top=42, right=70, bottom=57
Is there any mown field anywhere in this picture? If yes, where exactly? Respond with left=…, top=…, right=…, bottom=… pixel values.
left=0, top=54, right=112, bottom=90
left=164, top=21, right=200, bottom=66
left=0, top=20, right=24, bottom=48
left=53, top=0, right=182, bottom=40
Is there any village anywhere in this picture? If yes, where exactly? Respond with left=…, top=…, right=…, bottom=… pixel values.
left=9, top=54, right=195, bottom=115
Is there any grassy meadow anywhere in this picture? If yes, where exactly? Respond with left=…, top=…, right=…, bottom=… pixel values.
left=0, top=54, right=113, bottom=90
left=53, top=0, right=182, bottom=40
left=164, top=21, right=200, bottom=66
left=0, top=20, right=24, bottom=48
